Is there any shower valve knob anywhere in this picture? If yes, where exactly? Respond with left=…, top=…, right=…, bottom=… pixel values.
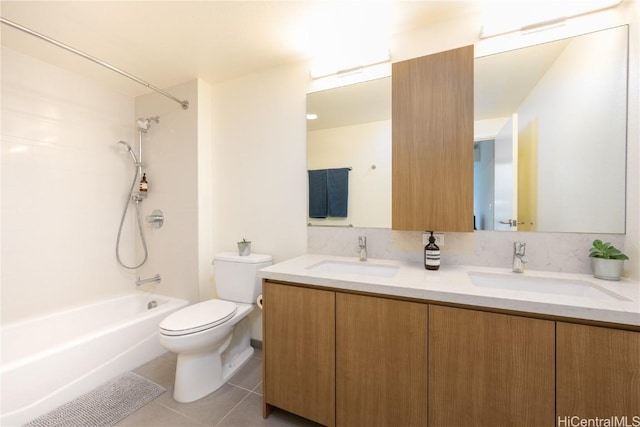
left=145, top=209, right=164, bottom=229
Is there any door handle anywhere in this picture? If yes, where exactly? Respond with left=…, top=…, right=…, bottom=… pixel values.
left=499, top=219, right=525, bottom=226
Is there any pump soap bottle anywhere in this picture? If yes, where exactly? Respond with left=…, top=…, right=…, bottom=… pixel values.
left=424, top=231, right=440, bottom=271
left=140, top=173, right=148, bottom=192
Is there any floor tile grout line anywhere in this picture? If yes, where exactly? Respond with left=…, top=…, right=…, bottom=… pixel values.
left=227, top=382, right=260, bottom=394
left=212, top=388, right=254, bottom=427
left=148, top=399, right=209, bottom=427
left=153, top=384, right=255, bottom=426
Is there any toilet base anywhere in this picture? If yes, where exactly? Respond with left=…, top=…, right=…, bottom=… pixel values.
left=221, top=345, right=254, bottom=383
left=172, top=316, right=254, bottom=403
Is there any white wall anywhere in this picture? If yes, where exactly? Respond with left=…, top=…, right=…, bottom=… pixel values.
left=197, top=80, right=214, bottom=301
left=210, top=63, right=308, bottom=263
left=307, top=119, right=391, bottom=228
left=210, top=62, right=309, bottom=339
left=133, top=80, right=208, bottom=305
left=1, top=47, right=135, bottom=324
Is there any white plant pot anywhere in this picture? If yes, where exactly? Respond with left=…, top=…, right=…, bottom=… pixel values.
left=591, top=258, right=624, bottom=281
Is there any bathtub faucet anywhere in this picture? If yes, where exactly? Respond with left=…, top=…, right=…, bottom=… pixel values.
left=136, top=274, right=161, bottom=286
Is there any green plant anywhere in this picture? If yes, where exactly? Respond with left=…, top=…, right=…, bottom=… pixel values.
left=589, top=240, right=628, bottom=260
left=239, top=238, right=250, bottom=243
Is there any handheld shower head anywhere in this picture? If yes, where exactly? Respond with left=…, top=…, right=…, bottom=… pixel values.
left=117, top=140, right=138, bottom=164
left=118, top=140, right=132, bottom=152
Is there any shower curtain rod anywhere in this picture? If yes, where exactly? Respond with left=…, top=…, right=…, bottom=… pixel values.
left=0, top=17, right=189, bottom=110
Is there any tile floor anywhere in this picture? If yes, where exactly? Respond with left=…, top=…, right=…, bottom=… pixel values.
left=115, top=348, right=322, bottom=427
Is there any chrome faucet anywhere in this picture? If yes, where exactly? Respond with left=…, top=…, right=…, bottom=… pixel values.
left=512, top=242, right=528, bottom=273
left=357, top=236, right=367, bottom=261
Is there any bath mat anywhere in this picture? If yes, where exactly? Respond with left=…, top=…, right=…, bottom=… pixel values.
left=24, top=372, right=165, bottom=427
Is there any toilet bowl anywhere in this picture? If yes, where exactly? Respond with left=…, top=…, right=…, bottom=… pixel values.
left=158, top=252, right=272, bottom=403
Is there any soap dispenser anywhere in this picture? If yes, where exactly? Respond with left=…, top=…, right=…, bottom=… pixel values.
left=424, top=231, right=440, bottom=271
left=139, top=173, right=148, bottom=192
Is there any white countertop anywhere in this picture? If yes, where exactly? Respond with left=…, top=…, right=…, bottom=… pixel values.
left=259, top=254, right=640, bottom=327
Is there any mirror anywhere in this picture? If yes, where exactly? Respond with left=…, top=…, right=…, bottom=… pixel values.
left=307, top=25, right=628, bottom=233
left=307, top=78, right=391, bottom=228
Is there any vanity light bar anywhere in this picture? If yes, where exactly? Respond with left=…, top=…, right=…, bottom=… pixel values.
left=310, top=51, right=391, bottom=79
left=519, top=17, right=568, bottom=35
left=479, top=0, right=622, bottom=39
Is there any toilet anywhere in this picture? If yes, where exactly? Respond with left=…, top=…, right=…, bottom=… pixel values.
left=159, top=252, right=272, bottom=403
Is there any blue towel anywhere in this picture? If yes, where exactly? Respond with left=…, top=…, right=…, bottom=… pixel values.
left=327, top=168, right=349, bottom=217
left=308, top=169, right=328, bottom=218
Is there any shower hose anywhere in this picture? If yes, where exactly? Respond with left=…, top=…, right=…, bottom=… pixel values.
left=115, top=166, right=149, bottom=269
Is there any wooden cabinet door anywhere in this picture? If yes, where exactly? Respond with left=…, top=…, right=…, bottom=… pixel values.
left=557, top=322, right=640, bottom=420
left=263, top=282, right=335, bottom=426
left=336, top=293, right=428, bottom=427
left=429, top=305, right=555, bottom=427
left=392, top=45, right=474, bottom=232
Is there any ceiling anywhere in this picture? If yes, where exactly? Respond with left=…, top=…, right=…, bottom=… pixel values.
left=0, top=1, right=485, bottom=97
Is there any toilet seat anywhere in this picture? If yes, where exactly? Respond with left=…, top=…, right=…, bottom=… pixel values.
left=160, top=299, right=238, bottom=337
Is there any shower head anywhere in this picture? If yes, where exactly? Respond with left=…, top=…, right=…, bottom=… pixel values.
left=118, top=140, right=133, bottom=152
left=136, top=116, right=160, bottom=133
left=117, top=140, right=138, bottom=164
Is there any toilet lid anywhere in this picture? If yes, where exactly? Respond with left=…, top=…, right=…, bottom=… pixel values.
left=159, top=299, right=238, bottom=336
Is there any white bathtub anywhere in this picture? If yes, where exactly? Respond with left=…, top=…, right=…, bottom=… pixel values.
left=0, top=292, right=188, bottom=426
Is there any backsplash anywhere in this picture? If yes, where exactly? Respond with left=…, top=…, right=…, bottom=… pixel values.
left=308, top=227, right=626, bottom=276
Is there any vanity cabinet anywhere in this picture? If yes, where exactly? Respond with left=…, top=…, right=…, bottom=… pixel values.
left=263, top=282, right=426, bottom=427
left=263, top=280, right=638, bottom=427
left=428, top=305, right=556, bottom=427
left=262, top=282, right=335, bottom=426
left=392, top=45, right=474, bottom=232
left=556, top=322, right=640, bottom=420
left=336, top=293, right=428, bottom=426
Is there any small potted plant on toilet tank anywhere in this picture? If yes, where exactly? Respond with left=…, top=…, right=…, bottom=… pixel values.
left=237, top=238, right=251, bottom=256
left=589, top=239, right=628, bottom=281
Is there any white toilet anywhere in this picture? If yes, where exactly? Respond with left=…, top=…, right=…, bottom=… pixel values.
left=159, top=252, right=272, bottom=403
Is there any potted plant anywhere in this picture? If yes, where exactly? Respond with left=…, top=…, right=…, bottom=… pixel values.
left=588, top=239, right=628, bottom=281
left=237, top=238, right=251, bottom=256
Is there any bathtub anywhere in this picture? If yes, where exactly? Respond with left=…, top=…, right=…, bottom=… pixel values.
left=0, top=292, right=188, bottom=426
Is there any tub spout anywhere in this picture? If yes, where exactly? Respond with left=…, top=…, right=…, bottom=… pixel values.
left=136, top=274, right=161, bottom=286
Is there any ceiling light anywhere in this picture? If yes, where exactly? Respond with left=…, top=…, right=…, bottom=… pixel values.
left=307, top=113, right=318, bottom=120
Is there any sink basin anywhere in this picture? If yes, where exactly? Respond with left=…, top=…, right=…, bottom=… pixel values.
left=307, top=260, right=399, bottom=278
left=468, top=272, right=630, bottom=301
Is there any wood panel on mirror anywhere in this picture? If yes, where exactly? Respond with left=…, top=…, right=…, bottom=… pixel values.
left=392, top=45, right=474, bottom=231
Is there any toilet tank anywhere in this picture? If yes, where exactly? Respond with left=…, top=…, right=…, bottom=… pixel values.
left=213, top=252, right=272, bottom=303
